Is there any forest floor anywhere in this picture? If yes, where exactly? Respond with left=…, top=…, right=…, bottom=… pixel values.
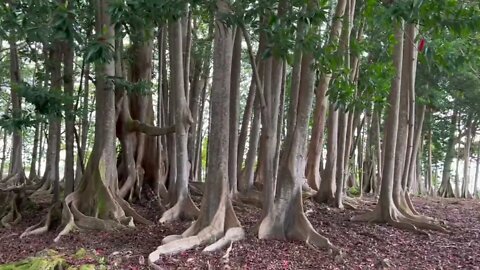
left=0, top=194, right=479, bottom=270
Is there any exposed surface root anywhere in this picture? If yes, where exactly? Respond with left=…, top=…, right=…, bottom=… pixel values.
left=159, top=195, right=199, bottom=223
left=351, top=203, right=446, bottom=234
left=0, top=172, right=26, bottom=188
left=0, top=190, right=24, bottom=228
left=20, top=202, right=62, bottom=238
left=189, top=182, right=204, bottom=197
left=55, top=160, right=151, bottom=242
left=235, top=190, right=263, bottom=208
left=149, top=194, right=243, bottom=268
left=259, top=192, right=339, bottom=256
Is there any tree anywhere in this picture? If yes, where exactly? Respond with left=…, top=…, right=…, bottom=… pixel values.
left=149, top=2, right=244, bottom=265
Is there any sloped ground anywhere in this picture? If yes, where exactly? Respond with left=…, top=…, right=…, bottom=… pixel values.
left=0, top=195, right=479, bottom=269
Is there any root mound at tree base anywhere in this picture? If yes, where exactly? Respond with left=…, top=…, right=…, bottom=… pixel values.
left=148, top=195, right=244, bottom=269
left=159, top=195, right=199, bottom=223
left=351, top=201, right=448, bottom=234
left=54, top=159, right=152, bottom=242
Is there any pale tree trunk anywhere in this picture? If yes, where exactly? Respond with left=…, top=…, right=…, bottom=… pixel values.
left=32, top=43, right=63, bottom=204
left=239, top=103, right=261, bottom=194
left=64, top=37, right=75, bottom=196
left=315, top=106, right=338, bottom=204
left=364, top=108, right=375, bottom=194
left=426, top=116, right=433, bottom=195
left=352, top=20, right=445, bottom=233
left=391, top=22, right=415, bottom=216
left=28, top=122, right=40, bottom=181
left=438, top=110, right=457, bottom=197
left=47, top=0, right=151, bottom=242
left=259, top=2, right=338, bottom=253
left=305, top=0, right=347, bottom=190
left=149, top=4, right=244, bottom=262
left=4, top=37, right=26, bottom=185
left=228, top=27, right=242, bottom=194
left=474, top=145, right=479, bottom=198
left=405, top=104, right=425, bottom=192
left=160, top=19, right=199, bottom=223
left=462, top=116, right=474, bottom=198
left=334, top=0, right=356, bottom=208
left=37, top=122, right=44, bottom=177
left=0, top=131, right=7, bottom=179
left=76, top=62, right=90, bottom=183
left=237, top=72, right=256, bottom=178
left=335, top=110, right=348, bottom=208
left=454, top=144, right=460, bottom=197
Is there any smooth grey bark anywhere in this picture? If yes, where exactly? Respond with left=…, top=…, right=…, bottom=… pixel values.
left=160, top=19, right=199, bottom=222
left=462, top=116, right=474, bottom=198
left=474, top=145, right=479, bottom=198
left=438, top=110, right=457, bottom=197
left=228, top=27, right=242, bottom=193
left=64, top=38, right=75, bottom=196
left=28, top=122, right=40, bottom=181
left=7, top=39, right=25, bottom=183
left=0, top=131, right=6, bottom=179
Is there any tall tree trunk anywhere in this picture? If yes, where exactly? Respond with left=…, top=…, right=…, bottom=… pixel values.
left=37, top=122, right=44, bottom=177
left=34, top=43, right=63, bottom=204
left=259, top=2, right=338, bottom=252
left=4, top=37, right=26, bottom=185
left=149, top=4, right=244, bottom=261
left=438, top=110, right=457, bottom=197
left=64, top=37, right=75, bottom=196
left=426, top=116, right=433, bottom=195
left=305, top=0, right=347, bottom=190
left=352, top=20, right=444, bottom=233
left=474, top=145, right=480, bottom=198
left=0, top=131, right=7, bottom=179
left=462, top=116, right=474, bottom=198
left=228, top=27, right=242, bottom=194
left=315, top=106, right=338, bottom=203
left=406, top=104, right=425, bottom=191
left=160, top=19, right=199, bottom=222
left=76, top=63, right=90, bottom=183
left=28, top=122, right=40, bottom=181
left=53, top=0, right=151, bottom=241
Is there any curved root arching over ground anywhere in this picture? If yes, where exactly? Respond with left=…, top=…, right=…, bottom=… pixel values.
left=32, top=151, right=153, bottom=242
left=351, top=192, right=448, bottom=234
left=148, top=192, right=244, bottom=269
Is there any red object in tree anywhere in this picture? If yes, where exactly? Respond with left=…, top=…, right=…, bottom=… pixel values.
left=418, top=38, right=426, bottom=52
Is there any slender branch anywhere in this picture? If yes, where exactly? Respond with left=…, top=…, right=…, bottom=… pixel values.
left=241, top=26, right=266, bottom=110
left=128, top=120, right=175, bottom=136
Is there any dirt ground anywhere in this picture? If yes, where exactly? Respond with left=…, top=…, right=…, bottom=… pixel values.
left=0, top=195, right=479, bottom=269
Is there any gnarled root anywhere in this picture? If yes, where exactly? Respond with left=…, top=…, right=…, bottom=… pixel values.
left=351, top=204, right=446, bottom=234
left=20, top=202, right=62, bottom=238
left=0, top=188, right=26, bottom=228
left=54, top=163, right=151, bottom=242
left=259, top=194, right=339, bottom=256
left=159, top=194, right=199, bottom=223
left=189, top=182, right=204, bottom=197
left=234, top=189, right=263, bottom=208
left=0, top=172, right=26, bottom=188
left=149, top=195, right=243, bottom=269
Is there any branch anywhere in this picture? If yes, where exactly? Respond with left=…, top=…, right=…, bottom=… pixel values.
left=128, top=120, right=175, bottom=136
left=240, top=26, right=266, bottom=110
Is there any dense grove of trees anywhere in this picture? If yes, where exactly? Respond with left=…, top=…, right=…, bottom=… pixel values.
left=0, top=0, right=479, bottom=267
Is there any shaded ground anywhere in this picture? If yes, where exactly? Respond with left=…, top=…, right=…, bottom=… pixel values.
left=0, top=195, right=479, bottom=269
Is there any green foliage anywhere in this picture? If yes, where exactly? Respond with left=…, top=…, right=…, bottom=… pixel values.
left=0, top=111, right=37, bottom=133
left=84, top=39, right=115, bottom=64
left=111, top=77, right=153, bottom=96
left=17, top=82, right=73, bottom=118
